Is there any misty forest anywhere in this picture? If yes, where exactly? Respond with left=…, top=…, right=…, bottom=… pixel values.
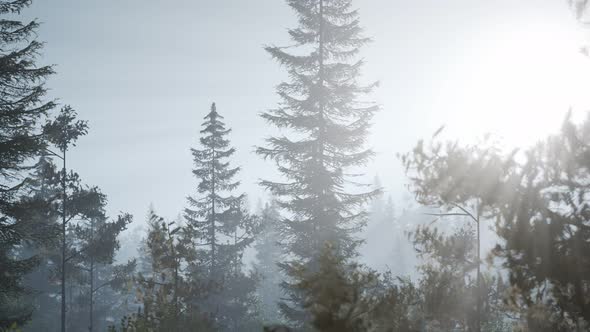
left=3, top=0, right=590, bottom=331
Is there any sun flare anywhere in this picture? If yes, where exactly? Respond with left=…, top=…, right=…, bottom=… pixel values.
left=434, top=15, right=590, bottom=149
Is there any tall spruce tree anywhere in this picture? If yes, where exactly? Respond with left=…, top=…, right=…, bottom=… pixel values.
left=0, top=0, right=56, bottom=327
left=257, top=0, right=378, bottom=325
left=1, top=159, right=59, bottom=329
left=20, top=156, right=63, bottom=331
left=254, top=201, right=284, bottom=324
left=184, top=102, right=259, bottom=330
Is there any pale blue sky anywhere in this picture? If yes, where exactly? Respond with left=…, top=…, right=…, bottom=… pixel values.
left=26, top=0, right=590, bottom=230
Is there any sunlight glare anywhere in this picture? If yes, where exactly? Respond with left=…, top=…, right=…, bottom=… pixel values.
left=433, top=15, right=590, bottom=149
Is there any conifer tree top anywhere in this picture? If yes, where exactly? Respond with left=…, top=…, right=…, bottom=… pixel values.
left=257, top=0, right=379, bottom=326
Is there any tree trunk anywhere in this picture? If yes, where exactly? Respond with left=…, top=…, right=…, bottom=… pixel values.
left=476, top=204, right=481, bottom=332
left=318, top=0, right=325, bottom=166
left=89, top=259, right=94, bottom=332
left=211, top=145, right=216, bottom=275
left=89, top=218, right=94, bottom=332
left=61, top=150, right=67, bottom=332
left=172, top=232, right=179, bottom=319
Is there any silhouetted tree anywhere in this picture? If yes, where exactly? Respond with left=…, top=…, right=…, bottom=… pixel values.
left=369, top=273, right=421, bottom=332
left=361, top=179, right=398, bottom=272
left=20, top=156, right=66, bottom=331
left=291, top=244, right=380, bottom=332
left=122, top=210, right=213, bottom=332
left=257, top=0, right=379, bottom=326
left=184, top=102, right=259, bottom=330
left=44, top=106, right=108, bottom=332
left=410, top=224, right=508, bottom=331
left=402, top=116, right=590, bottom=330
left=254, top=201, right=284, bottom=324
left=493, top=113, right=590, bottom=330
left=1, top=160, right=58, bottom=329
left=401, top=130, right=515, bottom=332
left=135, top=211, right=186, bottom=328
left=0, top=0, right=56, bottom=327
left=68, top=213, right=133, bottom=331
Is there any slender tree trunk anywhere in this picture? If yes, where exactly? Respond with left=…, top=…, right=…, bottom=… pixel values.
left=476, top=204, right=481, bottom=332
left=313, top=0, right=326, bottom=262
left=211, top=145, right=216, bottom=275
left=234, top=230, right=238, bottom=275
left=61, top=150, right=67, bottom=332
left=172, top=233, right=179, bottom=319
left=89, top=259, right=94, bottom=332
left=89, top=219, right=94, bottom=332
left=318, top=0, right=325, bottom=165
left=174, top=262, right=179, bottom=318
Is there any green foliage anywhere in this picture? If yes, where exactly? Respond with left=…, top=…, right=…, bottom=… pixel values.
left=43, top=105, right=88, bottom=153
left=401, top=131, right=515, bottom=211
left=135, top=212, right=187, bottom=327
left=0, top=0, right=56, bottom=327
left=184, top=103, right=260, bottom=330
left=257, top=0, right=379, bottom=325
left=402, top=129, right=517, bottom=331
left=32, top=104, right=121, bottom=331
left=128, top=210, right=214, bottom=332
left=14, top=156, right=62, bottom=331
left=290, top=244, right=380, bottom=332
left=108, top=308, right=215, bottom=332
left=369, top=274, right=422, bottom=332
left=67, top=213, right=133, bottom=331
left=402, top=112, right=590, bottom=330
left=411, top=225, right=508, bottom=331
left=494, top=113, right=590, bottom=329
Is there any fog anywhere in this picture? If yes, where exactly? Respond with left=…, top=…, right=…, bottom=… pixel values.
left=26, top=0, right=589, bottom=223
left=3, top=0, right=590, bottom=331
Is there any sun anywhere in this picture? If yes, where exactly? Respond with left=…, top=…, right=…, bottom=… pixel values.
left=433, top=12, right=590, bottom=149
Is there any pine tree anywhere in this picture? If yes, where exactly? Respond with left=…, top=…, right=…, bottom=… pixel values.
left=385, top=195, right=412, bottom=277
left=113, top=209, right=214, bottom=332
left=494, top=113, right=590, bottom=329
left=69, top=213, right=133, bottom=332
left=184, top=102, right=259, bottom=330
left=254, top=201, right=284, bottom=324
left=44, top=106, right=109, bottom=332
left=1, top=165, right=59, bottom=329
left=0, top=0, right=56, bottom=327
left=20, top=156, right=63, bottom=331
left=361, top=180, right=395, bottom=272
left=131, top=210, right=201, bottom=330
left=256, top=0, right=378, bottom=325
left=410, top=224, right=503, bottom=331
left=401, top=126, right=567, bottom=329
left=401, top=130, right=514, bottom=332
left=370, top=273, right=421, bottom=332
left=291, top=244, right=380, bottom=332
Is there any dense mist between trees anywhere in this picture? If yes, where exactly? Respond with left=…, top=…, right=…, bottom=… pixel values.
left=2, top=0, right=590, bottom=331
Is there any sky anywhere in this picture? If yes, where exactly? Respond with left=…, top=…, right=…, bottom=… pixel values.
left=24, top=0, right=590, bottom=234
